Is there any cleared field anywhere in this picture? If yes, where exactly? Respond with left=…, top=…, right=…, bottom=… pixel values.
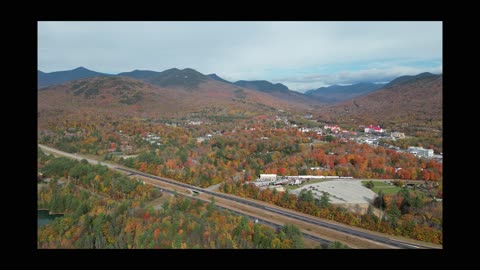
left=373, top=186, right=400, bottom=195
left=291, top=180, right=376, bottom=204
left=361, top=181, right=428, bottom=197
left=362, top=181, right=402, bottom=195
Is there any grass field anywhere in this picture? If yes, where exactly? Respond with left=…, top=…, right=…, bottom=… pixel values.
left=362, top=181, right=401, bottom=195
left=361, top=181, right=428, bottom=197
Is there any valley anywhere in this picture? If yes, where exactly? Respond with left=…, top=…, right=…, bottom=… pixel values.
left=38, top=67, right=443, bottom=249
left=37, top=21, right=442, bottom=251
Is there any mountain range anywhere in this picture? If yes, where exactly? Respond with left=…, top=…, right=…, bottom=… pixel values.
left=38, top=67, right=111, bottom=89
left=38, top=67, right=442, bottom=131
left=36, top=67, right=396, bottom=104
left=37, top=70, right=309, bottom=128
left=38, top=67, right=321, bottom=105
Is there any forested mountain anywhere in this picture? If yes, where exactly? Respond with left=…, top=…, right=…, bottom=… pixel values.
left=38, top=67, right=112, bottom=89
left=207, top=73, right=232, bottom=84
left=317, top=73, right=443, bottom=132
left=305, top=82, right=385, bottom=103
left=38, top=75, right=310, bottom=128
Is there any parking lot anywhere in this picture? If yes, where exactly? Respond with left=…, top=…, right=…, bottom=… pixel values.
left=291, top=180, right=377, bottom=204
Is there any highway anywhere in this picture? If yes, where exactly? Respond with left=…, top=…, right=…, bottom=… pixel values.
left=116, top=167, right=435, bottom=249
left=39, top=144, right=333, bottom=247
left=157, top=186, right=332, bottom=247
left=39, top=144, right=440, bottom=249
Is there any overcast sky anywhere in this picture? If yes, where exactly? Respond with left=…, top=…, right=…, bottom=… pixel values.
left=38, top=21, right=442, bottom=92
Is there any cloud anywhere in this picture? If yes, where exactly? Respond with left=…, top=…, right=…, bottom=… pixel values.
left=275, top=65, right=443, bottom=92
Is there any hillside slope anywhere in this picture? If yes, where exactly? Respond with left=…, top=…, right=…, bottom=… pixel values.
left=317, top=73, right=442, bottom=131
left=38, top=76, right=313, bottom=128
left=305, top=82, right=385, bottom=103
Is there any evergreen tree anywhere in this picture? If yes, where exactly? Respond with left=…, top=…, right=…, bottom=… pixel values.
left=320, top=192, right=331, bottom=208
left=388, top=201, right=401, bottom=226
left=374, top=190, right=386, bottom=210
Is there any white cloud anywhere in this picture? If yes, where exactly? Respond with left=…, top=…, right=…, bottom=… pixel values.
left=275, top=65, right=443, bottom=92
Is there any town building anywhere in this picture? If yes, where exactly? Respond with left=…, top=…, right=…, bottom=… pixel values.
left=407, top=147, right=434, bottom=158
left=324, top=124, right=341, bottom=133
left=259, top=174, right=277, bottom=181
left=364, top=125, right=384, bottom=133
left=391, top=132, right=405, bottom=139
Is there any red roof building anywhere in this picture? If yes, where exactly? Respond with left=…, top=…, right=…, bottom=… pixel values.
left=364, top=125, right=384, bottom=133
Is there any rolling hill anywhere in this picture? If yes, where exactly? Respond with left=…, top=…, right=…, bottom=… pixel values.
left=316, top=73, right=443, bottom=131
left=383, top=72, right=438, bottom=88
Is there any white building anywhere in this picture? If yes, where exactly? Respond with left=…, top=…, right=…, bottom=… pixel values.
left=259, top=174, right=277, bottom=181
left=407, top=147, right=434, bottom=158
left=364, top=125, right=384, bottom=133
left=391, top=132, right=405, bottom=139
left=196, top=137, right=207, bottom=143
left=324, top=125, right=341, bottom=133
left=188, top=120, right=203, bottom=125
